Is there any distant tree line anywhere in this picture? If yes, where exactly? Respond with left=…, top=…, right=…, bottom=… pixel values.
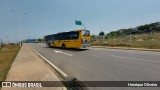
left=105, top=22, right=160, bottom=39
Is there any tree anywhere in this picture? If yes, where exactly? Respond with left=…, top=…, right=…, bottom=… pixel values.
left=99, top=31, right=105, bottom=36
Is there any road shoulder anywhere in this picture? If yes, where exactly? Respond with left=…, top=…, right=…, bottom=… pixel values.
left=91, top=46, right=160, bottom=52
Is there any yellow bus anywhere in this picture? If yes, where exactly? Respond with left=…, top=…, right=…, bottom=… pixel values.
left=44, top=30, right=90, bottom=48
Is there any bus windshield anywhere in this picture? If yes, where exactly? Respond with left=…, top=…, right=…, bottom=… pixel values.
left=82, top=30, right=90, bottom=37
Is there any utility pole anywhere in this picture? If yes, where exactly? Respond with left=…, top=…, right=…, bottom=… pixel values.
left=7, top=36, right=9, bottom=44
left=11, top=10, right=27, bottom=47
left=18, top=14, right=21, bottom=47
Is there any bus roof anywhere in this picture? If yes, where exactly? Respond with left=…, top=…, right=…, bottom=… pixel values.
left=44, top=29, right=90, bottom=36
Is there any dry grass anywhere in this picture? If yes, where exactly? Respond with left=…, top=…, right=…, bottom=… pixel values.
left=92, top=33, right=160, bottom=49
left=0, top=44, right=20, bottom=81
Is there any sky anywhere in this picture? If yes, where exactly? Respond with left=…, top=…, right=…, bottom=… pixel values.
left=0, top=0, right=160, bottom=43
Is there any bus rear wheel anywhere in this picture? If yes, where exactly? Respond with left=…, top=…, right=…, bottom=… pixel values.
left=62, top=44, right=66, bottom=49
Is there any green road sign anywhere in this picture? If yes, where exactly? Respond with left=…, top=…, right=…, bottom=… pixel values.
left=75, top=20, right=82, bottom=25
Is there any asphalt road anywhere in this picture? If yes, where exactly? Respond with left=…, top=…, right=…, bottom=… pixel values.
left=29, top=43, right=160, bottom=90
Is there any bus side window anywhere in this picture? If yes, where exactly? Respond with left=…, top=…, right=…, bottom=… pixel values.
left=75, top=33, right=78, bottom=39
left=62, top=34, right=66, bottom=40
left=66, top=33, right=70, bottom=40
left=70, top=34, right=73, bottom=39
left=74, top=32, right=79, bottom=39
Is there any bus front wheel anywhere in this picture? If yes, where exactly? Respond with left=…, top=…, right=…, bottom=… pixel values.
left=62, top=44, right=66, bottom=49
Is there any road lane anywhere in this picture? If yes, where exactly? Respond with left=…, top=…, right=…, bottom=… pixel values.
left=110, top=55, right=160, bottom=64
left=28, top=43, right=160, bottom=90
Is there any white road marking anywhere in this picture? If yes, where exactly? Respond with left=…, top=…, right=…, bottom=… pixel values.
left=110, top=55, right=160, bottom=64
left=54, top=50, right=73, bottom=56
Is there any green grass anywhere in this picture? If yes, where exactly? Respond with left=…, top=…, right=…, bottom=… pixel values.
left=0, top=44, right=20, bottom=81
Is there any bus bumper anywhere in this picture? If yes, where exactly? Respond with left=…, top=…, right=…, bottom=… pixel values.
left=82, top=44, right=90, bottom=48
